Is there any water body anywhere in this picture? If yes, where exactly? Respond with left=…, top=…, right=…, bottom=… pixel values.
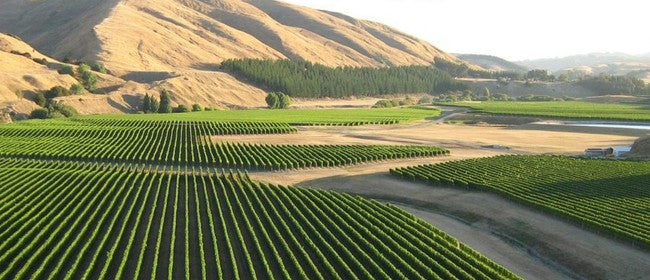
left=566, top=123, right=650, bottom=130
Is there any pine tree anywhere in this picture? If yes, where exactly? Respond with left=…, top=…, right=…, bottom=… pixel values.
left=158, top=89, right=172, bottom=113
left=141, top=94, right=151, bottom=113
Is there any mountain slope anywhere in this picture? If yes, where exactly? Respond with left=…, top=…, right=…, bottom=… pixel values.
left=0, top=32, right=268, bottom=116
left=456, top=54, right=527, bottom=72
left=0, top=33, right=77, bottom=115
left=0, top=0, right=463, bottom=76
left=517, top=53, right=650, bottom=76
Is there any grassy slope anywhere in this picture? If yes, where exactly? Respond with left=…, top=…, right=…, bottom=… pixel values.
left=80, top=107, right=441, bottom=125
left=440, top=101, right=650, bottom=121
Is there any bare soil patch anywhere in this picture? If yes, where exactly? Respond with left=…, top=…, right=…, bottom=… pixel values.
left=216, top=122, right=638, bottom=155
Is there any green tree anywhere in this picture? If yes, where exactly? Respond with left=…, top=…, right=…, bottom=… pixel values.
left=77, top=63, right=98, bottom=91
left=173, top=104, right=190, bottom=113
left=30, top=108, right=49, bottom=119
left=192, top=104, right=203, bottom=112
left=48, top=103, right=78, bottom=117
left=265, top=92, right=279, bottom=109
left=91, top=63, right=108, bottom=74
left=141, top=94, right=151, bottom=113
left=149, top=97, right=160, bottom=113
left=58, top=65, right=74, bottom=76
left=278, top=92, right=292, bottom=109
left=32, top=92, right=47, bottom=107
left=158, top=89, right=173, bottom=113
left=70, top=84, right=84, bottom=95
left=44, top=86, right=71, bottom=99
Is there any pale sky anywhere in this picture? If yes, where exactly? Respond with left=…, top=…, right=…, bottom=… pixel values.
left=279, top=0, right=649, bottom=61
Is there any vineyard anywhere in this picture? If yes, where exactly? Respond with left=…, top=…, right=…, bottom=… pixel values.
left=439, top=101, right=650, bottom=121
left=391, top=155, right=650, bottom=248
left=0, top=158, right=520, bottom=280
left=80, top=107, right=441, bottom=126
left=0, top=119, right=448, bottom=169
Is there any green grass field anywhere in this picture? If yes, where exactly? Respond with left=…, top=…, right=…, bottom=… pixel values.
left=391, top=155, right=650, bottom=248
left=439, top=101, right=650, bottom=121
left=0, top=158, right=520, bottom=280
left=80, top=107, right=440, bottom=126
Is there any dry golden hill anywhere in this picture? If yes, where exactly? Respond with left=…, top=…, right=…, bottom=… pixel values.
left=0, top=0, right=463, bottom=75
left=0, top=32, right=268, bottom=116
left=0, top=33, right=77, bottom=116
left=0, top=0, right=470, bottom=117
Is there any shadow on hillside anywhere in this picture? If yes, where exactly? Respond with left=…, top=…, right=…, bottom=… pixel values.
left=121, top=71, right=178, bottom=83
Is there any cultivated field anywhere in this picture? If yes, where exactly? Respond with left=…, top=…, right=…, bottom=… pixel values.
left=440, top=101, right=650, bottom=121
left=80, top=107, right=440, bottom=126
left=0, top=105, right=648, bottom=280
left=0, top=158, right=519, bottom=280
left=0, top=119, right=447, bottom=169
left=391, top=155, right=650, bottom=248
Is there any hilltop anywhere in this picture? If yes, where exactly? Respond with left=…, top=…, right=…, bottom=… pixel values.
left=0, top=0, right=471, bottom=116
left=455, top=54, right=527, bottom=72
left=0, top=0, right=462, bottom=75
left=517, top=52, right=650, bottom=80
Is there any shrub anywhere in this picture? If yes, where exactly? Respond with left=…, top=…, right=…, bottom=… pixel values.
left=32, top=58, right=47, bottom=65
left=47, top=102, right=78, bottom=117
left=266, top=92, right=279, bottom=109
left=91, top=63, right=108, bottom=74
left=48, top=111, right=66, bottom=119
left=10, top=50, right=31, bottom=58
left=32, top=92, right=47, bottom=107
left=399, top=97, right=415, bottom=106
left=30, top=108, right=49, bottom=119
left=70, top=84, right=84, bottom=95
left=418, top=96, right=433, bottom=105
left=58, top=65, right=75, bottom=76
left=278, top=92, right=291, bottom=109
left=373, top=100, right=394, bottom=108
left=77, top=63, right=98, bottom=91
left=173, top=104, right=190, bottom=113
left=192, top=104, right=203, bottom=112
left=45, top=86, right=72, bottom=99
left=53, top=104, right=78, bottom=117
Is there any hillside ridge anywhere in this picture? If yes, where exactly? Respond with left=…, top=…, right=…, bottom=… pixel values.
left=0, top=0, right=464, bottom=75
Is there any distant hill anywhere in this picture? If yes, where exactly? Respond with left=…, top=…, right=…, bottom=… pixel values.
left=0, top=0, right=473, bottom=116
left=455, top=54, right=527, bottom=72
left=517, top=53, right=650, bottom=79
left=0, top=0, right=463, bottom=75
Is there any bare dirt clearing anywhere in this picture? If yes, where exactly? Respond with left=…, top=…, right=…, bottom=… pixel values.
left=217, top=121, right=640, bottom=154
left=247, top=121, right=649, bottom=280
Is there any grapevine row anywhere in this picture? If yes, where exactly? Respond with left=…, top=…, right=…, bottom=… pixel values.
left=0, top=158, right=520, bottom=280
left=0, top=119, right=448, bottom=170
left=391, top=155, right=650, bottom=249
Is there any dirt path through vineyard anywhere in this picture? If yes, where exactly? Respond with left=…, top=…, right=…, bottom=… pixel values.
left=246, top=122, right=649, bottom=280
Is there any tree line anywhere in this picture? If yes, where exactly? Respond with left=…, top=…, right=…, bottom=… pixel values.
left=221, top=59, right=467, bottom=98
left=577, top=75, right=649, bottom=95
